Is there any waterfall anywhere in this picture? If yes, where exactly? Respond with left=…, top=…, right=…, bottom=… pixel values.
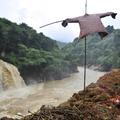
left=0, top=60, right=25, bottom=90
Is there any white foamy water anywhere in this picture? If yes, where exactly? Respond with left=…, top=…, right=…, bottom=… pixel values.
left=0, top=59, right=25, bottom=90
left=0, top=67, right=105, bottom=118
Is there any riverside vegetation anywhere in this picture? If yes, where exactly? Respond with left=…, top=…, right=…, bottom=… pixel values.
left=62, top=26, right=120, bottom=71
left=0, top=18, right=77, bottom=84
left=0, top=18, right=120, bottom=83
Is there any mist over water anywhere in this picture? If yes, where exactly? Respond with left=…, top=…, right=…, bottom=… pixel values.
left=0, top=67, right=105, bottom=118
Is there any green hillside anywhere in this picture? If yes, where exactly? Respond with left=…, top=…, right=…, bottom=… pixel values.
left=1, top=17, right=119, bottom=84
left=56, top=41, right=67, bottom=49
left=0, top=18, right=77, bottom=84
left=62, top=26, right=120, bottom=71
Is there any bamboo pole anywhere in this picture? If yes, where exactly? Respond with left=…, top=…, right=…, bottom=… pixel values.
left=84, top=36, right=87, bottom=92
left=83, top=0, right=88, bottom=93
left=40, top=20, right=62, bottom=28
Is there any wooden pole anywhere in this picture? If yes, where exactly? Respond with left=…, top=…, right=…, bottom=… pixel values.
left=83, top=0, right=88, bottom=93
left=85, top=0, right=88, bottom=14
left=84, top=36, right=87, bottom=92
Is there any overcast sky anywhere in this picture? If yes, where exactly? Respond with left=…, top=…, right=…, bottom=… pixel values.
left=0, top=0, right=120, bottom=42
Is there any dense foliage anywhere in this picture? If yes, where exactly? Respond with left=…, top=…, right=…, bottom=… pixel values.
left=62, top=26, right=120, bottom=71
left=1, top=17, right=119, bottom=84
left=0, top=18, right=77, bottom=84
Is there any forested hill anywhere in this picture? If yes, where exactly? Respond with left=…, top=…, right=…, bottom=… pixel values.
left=56, top=41, right=67, bottom=49
left=1, top=18, right=119, bottom=84
left=62, top=26, right=120, bottom=71
left=0, top=18, right=77, bottom=84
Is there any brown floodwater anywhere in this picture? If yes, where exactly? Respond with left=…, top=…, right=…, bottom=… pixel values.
left=0, top=67, right=105, bottom=118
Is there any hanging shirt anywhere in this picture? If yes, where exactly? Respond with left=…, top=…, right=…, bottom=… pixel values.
left=63, top=12, right=116, bottom=38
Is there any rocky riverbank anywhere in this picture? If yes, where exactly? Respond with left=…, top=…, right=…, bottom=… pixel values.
left=1, top=69, right=120, bottom=120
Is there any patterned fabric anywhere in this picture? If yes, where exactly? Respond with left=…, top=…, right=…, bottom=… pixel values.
left=62, top=12, right=117, bottom=38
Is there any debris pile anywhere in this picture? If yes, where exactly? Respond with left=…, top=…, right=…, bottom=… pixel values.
left=1, top=70, right=120, bottom=120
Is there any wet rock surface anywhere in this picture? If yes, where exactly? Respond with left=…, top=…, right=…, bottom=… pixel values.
left=1, top=70, right=120, bottom=120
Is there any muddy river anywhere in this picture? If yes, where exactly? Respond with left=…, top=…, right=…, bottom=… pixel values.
left=0, top=67, right=105, bottom=118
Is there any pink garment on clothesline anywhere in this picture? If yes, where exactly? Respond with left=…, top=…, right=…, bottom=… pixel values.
left=65, top=12, right=116, bottom=38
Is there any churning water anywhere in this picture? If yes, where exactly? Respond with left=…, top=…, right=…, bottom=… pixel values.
left=0, top=67, right=105, bottom=118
